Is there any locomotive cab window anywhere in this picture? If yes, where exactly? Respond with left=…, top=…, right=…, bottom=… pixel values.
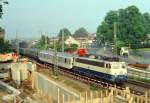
left=106, top=64, right=111, bottom=68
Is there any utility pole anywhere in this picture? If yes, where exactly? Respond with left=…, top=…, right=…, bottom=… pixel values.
left=114, top=22, right=117, bottom=55
left=45, top=32, right=48, bottom=50
left=16, top=31, right=19, bottom=55
left=53, top=37, right=58, bottom=77
left=62, top=29, right=64, bottom=53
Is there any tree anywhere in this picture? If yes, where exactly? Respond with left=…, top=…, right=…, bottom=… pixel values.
left=143, top=13, right=150, bottom=34
left=57, top=28, right=71, bottom=51
left=120, top=6, right=147, bottom=48
left=73, top=27, right=88, bottom=38
left=0, top=0, right=8, bottom=18
left=97, top=11, right=118, bottom=43
left=65, top=44, right=79, bottom=52
left=58, top=28, right=71, bottom=40
left=0, top=39, right=12, bottom=53
left=34, top=35, right=49, bottom=49
left=96, top=5, right=149, bottom=48
left=70, top=44, right=79, bottom=51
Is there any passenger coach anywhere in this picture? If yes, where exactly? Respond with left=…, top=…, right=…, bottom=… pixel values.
left=38, top=51, right=74, bottom=69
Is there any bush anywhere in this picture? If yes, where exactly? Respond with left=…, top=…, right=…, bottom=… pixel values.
left=0, top=39, right=13, bottom=53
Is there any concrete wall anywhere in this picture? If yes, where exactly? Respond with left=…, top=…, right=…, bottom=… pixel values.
left=0, top=62, right=36, bottom=85
left=33, top=72, right=79, bottom=102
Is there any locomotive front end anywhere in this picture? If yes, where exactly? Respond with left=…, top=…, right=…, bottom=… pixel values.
left=110, top=62, right=128, bottom=83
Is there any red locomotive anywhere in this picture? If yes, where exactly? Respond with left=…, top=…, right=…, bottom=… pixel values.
left=77, top=48, right=87, bottom=56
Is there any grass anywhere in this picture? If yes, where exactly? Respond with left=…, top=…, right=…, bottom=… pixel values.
left=135, top=48, right=150, bottom=51
left=128, top=76, right=150, bottom=84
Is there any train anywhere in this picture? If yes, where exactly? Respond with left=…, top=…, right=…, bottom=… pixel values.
left=19, top=48, right=127, bottom=84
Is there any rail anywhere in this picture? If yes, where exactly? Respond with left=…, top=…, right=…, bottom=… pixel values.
left=128, top=79, right=150, bottom=89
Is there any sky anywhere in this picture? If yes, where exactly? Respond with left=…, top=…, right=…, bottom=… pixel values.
left=0, top=0, right=150, bottom=39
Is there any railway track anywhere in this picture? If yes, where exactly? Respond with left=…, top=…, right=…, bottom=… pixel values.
left=35, top=60, right=120, bottom=88
left=128, top=79, right=150, bottom=89
left=32, top=58, right=150, bottom=96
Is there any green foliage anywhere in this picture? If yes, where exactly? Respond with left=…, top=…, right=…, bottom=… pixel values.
left=52, top=42, right=79, bottom=52
left=143, top=13, right=150, bottom=34
left=97, top=11, right=118, bottom=43
left=0, top=39, right=13, bottom=53
left=55, top=42, right=65, bottom=51
left=73, top=27, right=88, bottom=37
left=0, top=0, right=8, bottom=18
left=58, top=28, right=71, bottom=40
left=116, top=40, right=125, bottom=48
left=136, top=48, right=150, bottom=51
left=129, top=76, right=150, bottom=84
left=34, top=35, right=49, bottom=50
left=70, top=44, right=79, bottom=51
left=57, top=28, right=72, bottom=51
left=96, top=5, right=149, bottom=48
left=65, top=44, right=79, bottom=52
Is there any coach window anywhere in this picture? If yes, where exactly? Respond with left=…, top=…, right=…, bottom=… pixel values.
left=68, top=59, right=70, bottom=64
left=65, top=58, right=67, bottom=63
left=69, top=59, right=71, bottom=64
left=106, top=64, right=108, bottom=68
left=105, top=64, right=110, bottom=69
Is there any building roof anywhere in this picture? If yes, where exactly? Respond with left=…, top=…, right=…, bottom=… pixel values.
left=65, top=36, right=80, bottom=46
